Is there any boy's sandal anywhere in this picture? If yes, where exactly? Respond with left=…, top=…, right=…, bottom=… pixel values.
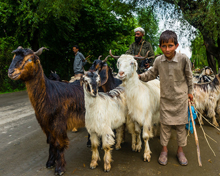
left=176, top=152, right=188, bottom=166
left=158, top=151, right=168, bottom=166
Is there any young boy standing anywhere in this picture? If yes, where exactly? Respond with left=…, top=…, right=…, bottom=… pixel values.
left=139, top=30, right=193, bottom=166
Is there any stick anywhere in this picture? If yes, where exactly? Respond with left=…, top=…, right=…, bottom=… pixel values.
left=188, top=100, right=202, bottom=166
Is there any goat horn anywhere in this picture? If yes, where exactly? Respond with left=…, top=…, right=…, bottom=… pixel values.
left=17, top=46, right=23, bottom=49
left=34, top=47, right=49, bottom=56
left=84, top=70, right=88, bottom=75
left=51, top=70, right=54, bottom=73
left=109, top=50, right=120, bottom=59
left=98, top=55, right=102, bottom=60
left=102, top=55, right=110, bottom=63
left=133, top=50, right=150, bottom=60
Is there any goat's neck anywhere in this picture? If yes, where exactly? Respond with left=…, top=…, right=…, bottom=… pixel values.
left=25, top=65, right=47, bottom=110
left=124, top=72, right=140, bottom=90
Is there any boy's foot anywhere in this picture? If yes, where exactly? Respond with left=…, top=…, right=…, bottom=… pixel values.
left=158, top=151, right=168, bottom=165
left=176, top=152, right=188, bottom=166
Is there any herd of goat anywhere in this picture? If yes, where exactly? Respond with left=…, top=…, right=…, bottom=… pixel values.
left=7, top=47, right=220, bottom=175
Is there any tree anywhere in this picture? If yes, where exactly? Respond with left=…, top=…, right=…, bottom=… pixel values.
left=190, top=33, right=208, bottom=69
left=0, top=0, right=161, bottom=92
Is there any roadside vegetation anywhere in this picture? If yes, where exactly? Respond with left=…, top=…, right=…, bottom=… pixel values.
left=0, top=0, right=219, bottom=93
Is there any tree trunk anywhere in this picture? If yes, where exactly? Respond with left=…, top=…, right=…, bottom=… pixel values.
left=206, top=50, right=217, bottom=74
left=203, top=35, right=220, bottom=74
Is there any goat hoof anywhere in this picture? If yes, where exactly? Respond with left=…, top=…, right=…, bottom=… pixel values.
left=55, top=168, right=65, bottom=176
left=115, top=145, right=121, bottom=150
left=46, top=161, right=55, bottom=168
left=144, top=152, right=151, bottom=162
left=131, top=144, right=136, bottom=151
left=104, top=163, right=111, bottom=172
left=90, top=161, right=98, bottom=169
left=135, top=145, right=142, bottom=152
left=214, top=122, right=219, bottom=127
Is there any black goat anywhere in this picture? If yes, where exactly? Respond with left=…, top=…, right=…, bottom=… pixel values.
left=89, top=55, right=122, bottom=92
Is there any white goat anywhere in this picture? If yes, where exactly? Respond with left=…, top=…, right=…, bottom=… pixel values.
left=193, top=74, right=220, bottom=127
left=81, top=70, right=135, bottom=172
left=117, top=54, right=160, bottom=162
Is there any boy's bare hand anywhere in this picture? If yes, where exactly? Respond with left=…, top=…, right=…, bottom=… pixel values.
left=138, top=75, right=141, bottom=79
left=188, top=94, right=193, bottom=101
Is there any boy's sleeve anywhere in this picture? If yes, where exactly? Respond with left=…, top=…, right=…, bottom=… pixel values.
left=184, top=57, right=193, bottom=94
left=139, top=57, right=159, bottom=82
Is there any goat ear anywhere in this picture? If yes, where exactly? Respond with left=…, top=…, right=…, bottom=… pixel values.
left=130, top=61, right=138, bottom=71
left=99, top=65, right=108, bottom=86
left=33, top=55, right=39, bottom=62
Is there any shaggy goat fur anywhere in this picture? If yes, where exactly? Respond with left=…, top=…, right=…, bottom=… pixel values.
left=193, top=74, right=220, bottom=127
left=82, top=71, right=130, bottom=172
left=117, top=54, right=160, bottom=162
left=193, top=66, right=214, bottom=83
left=8, top=48, right=85, bottom=175
left=88, top=58, right=137, bottom=149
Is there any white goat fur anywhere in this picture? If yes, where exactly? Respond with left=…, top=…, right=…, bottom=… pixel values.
left=83, top=73, right=135, bottom=171
left=117, top=54, right=160, bottom=162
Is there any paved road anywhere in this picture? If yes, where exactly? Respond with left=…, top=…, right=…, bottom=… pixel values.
left=0, top=91, right=220, bottom=176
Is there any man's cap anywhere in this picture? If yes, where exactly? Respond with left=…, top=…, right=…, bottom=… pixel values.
left=134, top=27, right=145, bottom=35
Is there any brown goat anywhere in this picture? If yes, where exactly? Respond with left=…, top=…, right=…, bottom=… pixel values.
left=8, top=47, right=85, bottom=175
left=48, top=71, right=78, bottom=132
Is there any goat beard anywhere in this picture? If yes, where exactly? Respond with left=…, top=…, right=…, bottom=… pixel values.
left=135, top=36, right=142, bottom=44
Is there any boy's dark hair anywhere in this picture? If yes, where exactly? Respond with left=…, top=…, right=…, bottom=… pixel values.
left=159, top=30, right=178, bottom=45
left=73, top=45, right=79, bottom=50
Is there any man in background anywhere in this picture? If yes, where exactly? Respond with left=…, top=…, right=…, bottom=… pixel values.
left=126, top=27, right=155, bottom=73
left=72, top=45, right=87, bottom=80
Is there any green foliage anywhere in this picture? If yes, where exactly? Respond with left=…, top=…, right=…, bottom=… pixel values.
left=0, top=37, right=25, bottom=92
left=154, top=46, right=163, bottom=55
left=137, top=7, right=160, bottom=50
left=0, top=0, right=160, bottom=93
left=190, top=33, right=208, bottom=69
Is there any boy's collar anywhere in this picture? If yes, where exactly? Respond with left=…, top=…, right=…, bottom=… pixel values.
left=161, top=52, right=178, bottom=62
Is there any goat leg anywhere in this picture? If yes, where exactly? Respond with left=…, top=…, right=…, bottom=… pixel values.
left=142, top=125, right=152, bottom=162
left=212, top=116, right=219, bottom=127
left=46, top=144, right=56, bottom=168
left=134, top=122, right=142, bottom=152
left=143, top=137, right=152, bottom=162
left=103, top=146, right=112, bottom=172
left=115, top=125, right=124, bottom=150
left=126, top=115, right=137, bottom=151
left=55, top=146, right=66, bottom=176
left=90, top=133, right=100, bottom=169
